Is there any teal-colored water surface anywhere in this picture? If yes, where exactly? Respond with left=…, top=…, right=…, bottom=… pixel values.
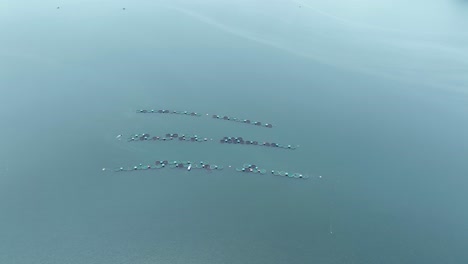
left=1, top=0, right=467, bottom=263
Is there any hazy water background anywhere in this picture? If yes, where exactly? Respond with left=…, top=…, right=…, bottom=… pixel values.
left=1, top=0, right=468, bottom=263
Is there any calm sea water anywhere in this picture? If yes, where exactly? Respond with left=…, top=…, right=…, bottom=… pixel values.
left=1, top=0, right=467, bottom=263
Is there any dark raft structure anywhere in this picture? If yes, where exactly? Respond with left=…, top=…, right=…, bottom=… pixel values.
left=125, top=133, right=298, bottom=151
left=219, top=136, right=298, bottom=150
left=136, top=109, right=273, bottom=128
left=137, top=109, right=202, bottom=117
left=113, top=161, right=309, bottom=180
left=128, top=133, right=211, bottom=143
